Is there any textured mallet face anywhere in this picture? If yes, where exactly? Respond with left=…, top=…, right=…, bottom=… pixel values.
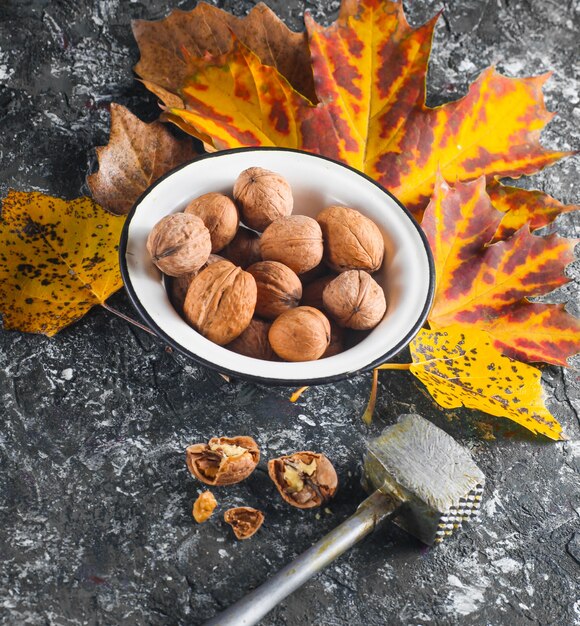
left=362, top=414, right=485, bottom=546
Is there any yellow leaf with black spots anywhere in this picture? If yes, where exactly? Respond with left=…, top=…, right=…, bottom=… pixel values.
left=0, top=191, right=125, bottom=336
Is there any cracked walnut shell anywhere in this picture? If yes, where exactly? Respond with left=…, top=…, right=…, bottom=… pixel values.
left=185, top=192, right=239, bottom=253
left=233, top=167, right=293, bottom=231
left=268, top=306, right=330, bottom=362
left=268, top=451, right=338, bottom=509
left=183, top=260, right=257, bottom=345
left=224, top=507, right=265, bottom=540
left=186, top=436, right=260, bottom=486
left=260, top=215, right=323, bottom=275
left=247, top=261, right=302, bottom=320
left=147, top=212, right=211, bottom=277
left=317, top=205, right=384, bottom=273
left=322, top=270, right=387, bottom=330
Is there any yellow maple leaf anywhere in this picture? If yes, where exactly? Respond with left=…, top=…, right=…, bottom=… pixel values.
left=0, top=191, right=125, bottom=336
left=408, top=325, right=563, bottom=440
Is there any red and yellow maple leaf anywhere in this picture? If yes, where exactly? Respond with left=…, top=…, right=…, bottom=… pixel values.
left=489, top=180, right=580, bottom=241
left=138, top=0, right=571, bottom=214
left=422, top=175, right=579, bottom=366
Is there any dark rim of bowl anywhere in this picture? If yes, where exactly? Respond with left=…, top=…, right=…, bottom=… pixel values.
left=119, top=146, right=435, bottom=386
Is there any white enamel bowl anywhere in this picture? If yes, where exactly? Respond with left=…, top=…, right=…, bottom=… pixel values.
left=120, top=148, right=434, bottom=385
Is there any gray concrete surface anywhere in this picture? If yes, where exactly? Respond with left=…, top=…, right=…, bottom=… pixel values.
left=0, top=1, right=579, bottom=625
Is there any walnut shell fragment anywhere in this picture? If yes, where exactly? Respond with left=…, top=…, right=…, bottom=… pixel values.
left=186, top=436, right=260, bottom=486
left=323, top=270, right=387, bottom=330
left=268, top=452, right=338, bottom=509
left=185, top=192, right=239, bottom=253
left=233, top=167, right=293, bottom=231
left=222, top=226, right=262, bottom=269
left=227, top=318, right=277, bottom=361
left=224, top=507, right=265, bottom=540
left=260, top=215, right=323, bottom=274
left=193, top=491, right=218, bottom=523
left=183, top=260, right=257, bottom=345
left=147, top=212, right=211, bottom=277
left=317, top=206, right=384, bottom=273
left=248, top=261, right=302, bottom=320
left=268, top=306, right=330, bottom=362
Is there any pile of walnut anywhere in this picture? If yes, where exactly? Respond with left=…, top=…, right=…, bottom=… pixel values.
left=187, top=436, right=338, bottom=540
left=147, top=167, right=387, bottom=362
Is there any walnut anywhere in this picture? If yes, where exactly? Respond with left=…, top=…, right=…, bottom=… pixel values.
left=247, top=261, right=302, bottom=320
left=224, top=507, right=265, bottom=540
left=299, top=262, right=329, bottom=285
left=317, top=205, right=384, bottom=273
left=233, top=167, right=293, bottom=231
left=322, top=270, right=387, bottom=330
left=323, top=321, right=345, bottom=358
left=186, top=436, right=260, bottom=486
left=268, top=452, right=338, bottom=509
left=268, top=306, right=330, bottom=362
left=192, top=491, right=218, bottom=523
left=300, top=275, right=335, bottom=310
left=184, top=192, right=239, bottom=253
left=260, top=215, right=324, bottom=274
left=227, top=318, right=277, bottom=360
left=147, top=212, right=211, bottom=277
left=166, top=255, right=223, bottom=313
left=183, top=260, right=257, bottom=345
left=221, top=226, right=262, bottom=269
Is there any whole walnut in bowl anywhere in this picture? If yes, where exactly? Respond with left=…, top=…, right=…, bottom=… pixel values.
left=323, top=270, right=387, bottom=330
left=227, top=318, right=277, bottom=361
left=184, top=192, right=239, bottom=252
left=183, top=260, right=257, bottom=345
left=146, top=213, right=211, bottom=277
left=247, top=261, right=302, bottom=320
left=260, top=215, right=324, bottom=274
left=233, top=167, right=293, bottom=231
left=269, top=306, right=331, bottom=362
left=317, top=205, right=384, bottom=273
left=222, top=226, right=262, bottom=269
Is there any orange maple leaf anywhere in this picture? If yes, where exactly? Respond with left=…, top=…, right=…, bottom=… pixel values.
left=422, top=175, right=579, bottom=367
left=142, top=0, right=571, bottom=214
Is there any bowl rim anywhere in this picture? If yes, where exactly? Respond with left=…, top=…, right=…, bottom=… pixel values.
left=119, top=146, right=435, bottom=386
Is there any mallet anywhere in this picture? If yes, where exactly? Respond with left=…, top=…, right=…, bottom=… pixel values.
left=205, top=414, right=485, bottom=626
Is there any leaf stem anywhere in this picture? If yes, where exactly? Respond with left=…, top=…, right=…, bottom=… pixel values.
left=101, top=302, right=157, bottom=336
left=375, top=363, right=412, bottom=370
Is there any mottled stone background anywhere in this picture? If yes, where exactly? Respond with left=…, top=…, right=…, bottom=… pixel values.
left=1, top=1, right=579, bottom=625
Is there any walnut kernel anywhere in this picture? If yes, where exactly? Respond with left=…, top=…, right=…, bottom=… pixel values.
left=268, top=452, right=338, bottom=509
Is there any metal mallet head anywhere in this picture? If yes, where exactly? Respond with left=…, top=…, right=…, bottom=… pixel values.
left=363, top=414, right=485, bottom=545
left=206, top=414, right=485, bottom=626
